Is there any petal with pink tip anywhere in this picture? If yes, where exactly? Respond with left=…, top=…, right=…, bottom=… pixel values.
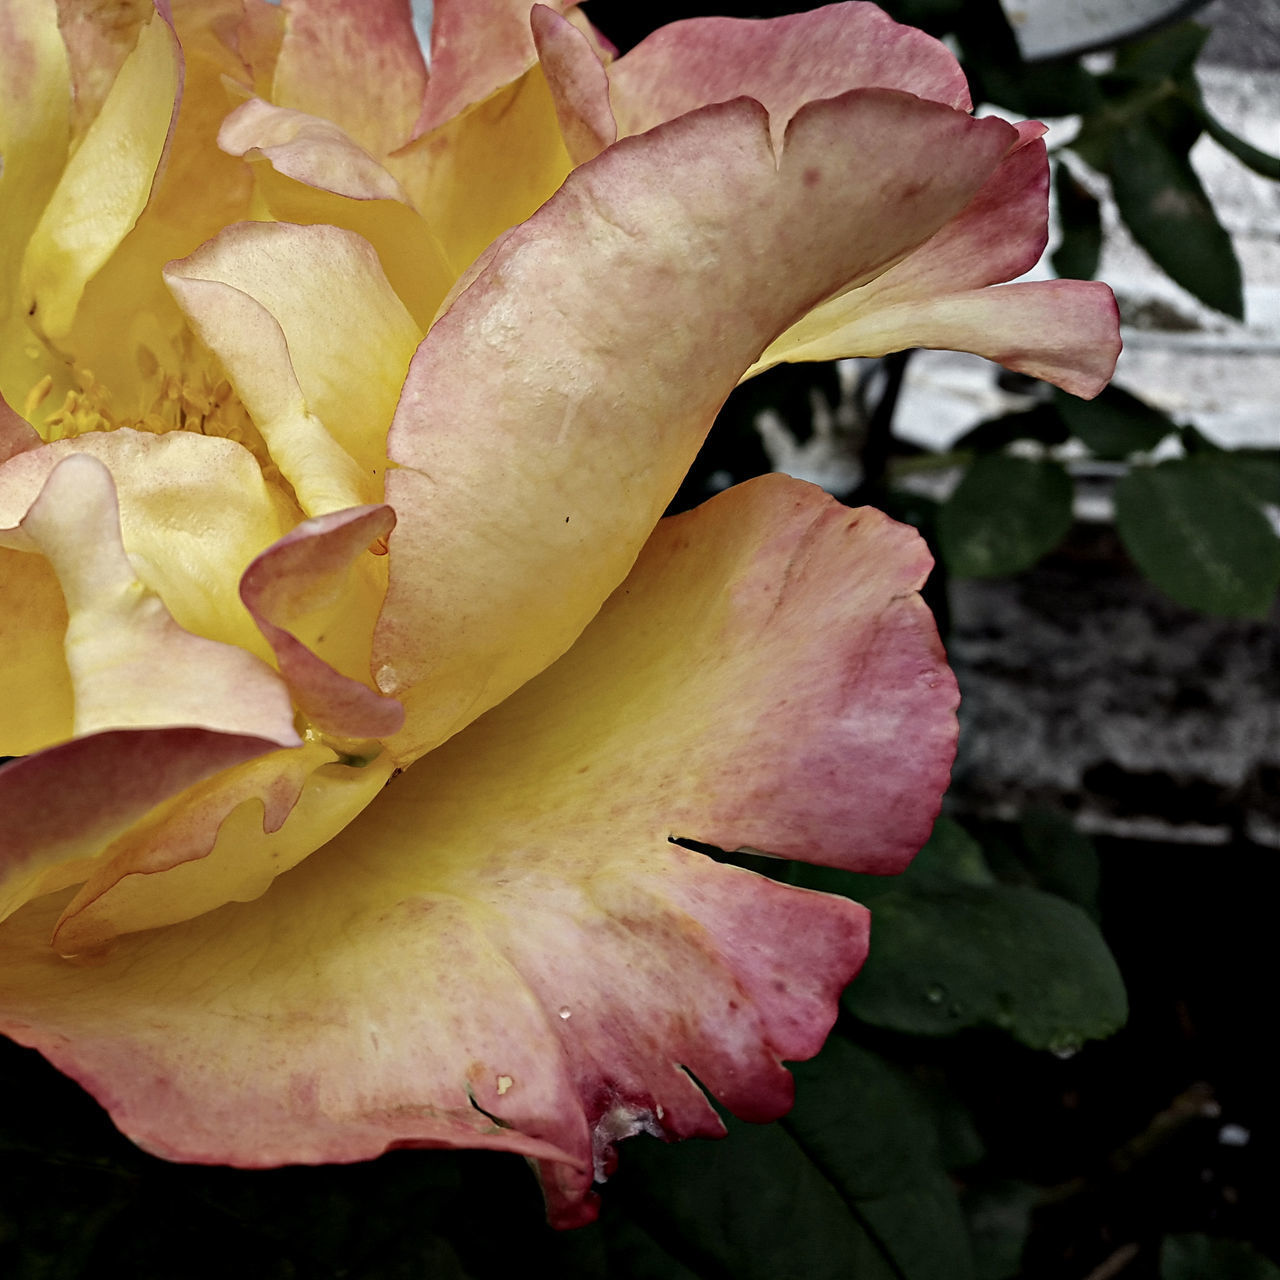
left=759, top=279, right=1123, bottom=398
left=50, top=741, right=395, bottom=952
left=0, top=474, right=942, bottom=1227
left=239, top=505, right=404, bottom=741
left=377, top=91, right=1013, bottom=760
left=271, top=0, right=427, bottom=157
left=414, top=0, right=571, bottom=137
left=747, top=122, right=1122, bottom=394
left=19, top=4, right=180, bottom=340
left=0, top=728, right=303, bottom=927
left=531, top=4, right=616, bottom=164
left=166, top=222, right=423, bottom=514
left=608, top=1, right=971, bottom=150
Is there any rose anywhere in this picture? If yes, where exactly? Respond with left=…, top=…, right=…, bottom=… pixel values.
left=0, top=0, right=1119, bottom=1226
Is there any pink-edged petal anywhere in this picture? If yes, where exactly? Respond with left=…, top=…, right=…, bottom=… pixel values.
left=240, top=505, right=404, bottom=741
left=748, top=123, right=1123, bottom=394
left=219, top=97, right=411, bottom=202
left=271, top=0, right=427, bottom=157
left=50, top=741, right=395, bottom=952
left=0, top=728, right=301, bottom=926
left=0, top=392, right=41, bottom=462
left=764, top=280, right=1123, bottom=398
left=377, top=91, right=1013, bottom=760
left=608, top=1, right=971, bottom=149
left=531, top=4, right=615, bottom=164
left=12, top=453, right=297, bottom=743
left=217, top=99, right=453, bottom=328
left=413, top=0, right=571, bottom=137
left=0, top=473, right=946, bottom=1226
left=0, top=430, right=287, bottom=660
left=165, top=221, right=423, bottom=514
left=19, top=3, right=181, bottom=340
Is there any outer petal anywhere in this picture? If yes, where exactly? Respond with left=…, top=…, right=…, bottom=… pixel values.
left=19, top=3, right=181, bottom=340
left=377, top=92, right=1014, bottom=759
left=239, top=505, right=404, bottom=741
left=271, top=0, right=427, bottom=156
left=165, top=222, right=423, bottom=514
left=0, top=474, right=949, bottom=1227
left=608, top=1, right=971, bottom=150
left=759, top=280, right=1123, bottom=398
left=748, top=122, right=1121, bottom=394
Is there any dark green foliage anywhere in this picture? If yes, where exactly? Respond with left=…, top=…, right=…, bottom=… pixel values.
left=937, top=456, right=1075, bottom=578
left=1116, top=457, right=1280, bottom=617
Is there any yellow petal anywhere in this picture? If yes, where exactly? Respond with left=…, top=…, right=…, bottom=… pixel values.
left=0, top=430, right=288, bottom=661
left=15, top=452, right=296, bottom=741
left=218, top=98, right=452, bottom=330
left=166, top=221, right=423, bottom=514
left=20, top=5, right=181, bottom=340
left=388, top=62, right=573, bottom=278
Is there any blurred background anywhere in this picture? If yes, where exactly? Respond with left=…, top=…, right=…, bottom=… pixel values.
left=3, top=1, right=1277, bottom=1277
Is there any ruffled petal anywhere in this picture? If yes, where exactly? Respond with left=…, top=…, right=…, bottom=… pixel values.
left=0, top=430, right=287, bottom=660
left=608, top=1, right=971, bottom=149
left=0, top=728, right=304, bottom=927
left=19, top=3, right=181, bottom=340
left=377, top=91, right=1013, bottom=760
left=50, top=742, right=395, bottom=952
left=217, top=98, right=453, bottom=328
left=531, top=4, right=615, bottom=164
left=9, top=453, right=296, bottom=743
left=0, top=473, right=948, bottom=1227
left=165, top=221, right=423, bottom=514
left=271, top=0, right=427, bottom=156
left=239, top=505, right=404, bottom=741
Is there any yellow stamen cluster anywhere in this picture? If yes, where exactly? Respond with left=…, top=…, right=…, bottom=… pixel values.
left=26, top=338, right=276, bottom=478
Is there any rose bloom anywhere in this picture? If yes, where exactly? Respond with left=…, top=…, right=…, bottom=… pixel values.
left=0, top=0, right=1119, bottom=1226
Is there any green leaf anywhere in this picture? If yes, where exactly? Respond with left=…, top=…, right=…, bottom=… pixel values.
left=1054, top=383, right=1174, bottom=459
left=1161, top=1234, right=1280, bottom=1280
left=1016, top=810, right=1102, bottom=922
left=1108, top=118, right=1243, bottom=317
left=844, top=883, right=1128, bottom=1051
left=1115, top=458, right=1280, bottom=618
left=1112, top=21, right=1208, bottom=82
left=1051, top=160, right=1102, bottom=281
left=951, top=404, right=1069, bottom=454
left=938, top=455, right=1074, bottom=578
left=787, top=1035, right=974, bottom=1280
left=617, top=1113, right=898, bottom=1280
left=965, top=1181, right=1040, bottom=1280
left=1214, top=449, right=1280, bottom=507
